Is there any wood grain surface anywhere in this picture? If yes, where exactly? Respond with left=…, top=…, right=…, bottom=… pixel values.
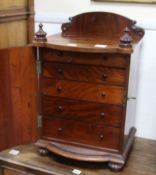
left=33, top=12, right=144, bottom=169
left=0, top=138, right=155, bottom=175
left=42, top=78, right=124, bottom=105
left=0, top=47, right=38, bottom=151
left=42, top=118, right=121, bottom=150
left=42, top=49, right=128, bottom=68
left=43, top=62, right=126, bottom=86
left=42, top=96, right=123, bottom=127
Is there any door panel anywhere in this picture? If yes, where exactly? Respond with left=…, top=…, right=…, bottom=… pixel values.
left=0, top=46, right=38, bottom=151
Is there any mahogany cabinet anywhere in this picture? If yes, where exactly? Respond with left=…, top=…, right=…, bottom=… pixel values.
left=0, top=11, right=144, bottom=171
left=33, top=12, right=144, bottom=171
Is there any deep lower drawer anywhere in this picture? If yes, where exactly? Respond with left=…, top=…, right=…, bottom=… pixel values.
left=43, top=96, right=123, bottom=127
left=42, top=48, right=127, bottom=68
left=42, top=79, right=125, bottom=105
left=42, top=118, right=121, bottom=150
left=43, top=62, right=126, bottom=85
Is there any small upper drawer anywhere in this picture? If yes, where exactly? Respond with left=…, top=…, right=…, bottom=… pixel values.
left=42, top=118, right=121, bottom=150
left=43, top=96, right=123, bottom=127
left=42, top=48, right=127, bottom=68
left=42, top=79, right=124, bottom=105
left=43, top=62, right=126, bottom=86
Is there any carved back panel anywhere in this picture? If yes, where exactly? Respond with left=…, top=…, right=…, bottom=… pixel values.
left=62, top=12, right=144, bottom=43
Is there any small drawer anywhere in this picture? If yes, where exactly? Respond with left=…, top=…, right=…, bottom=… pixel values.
left=42, top=118, right=121, bottom=150
left=42, top=79, right=124, bottom=105
left=43, top=62, right=126, bottom=85
left=42, top=48, right=127, bottom=68
left=42, top=96, right=123, bottom=127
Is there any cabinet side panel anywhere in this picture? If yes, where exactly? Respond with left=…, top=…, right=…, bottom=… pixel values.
left=124, top=44, right=142, bottom=137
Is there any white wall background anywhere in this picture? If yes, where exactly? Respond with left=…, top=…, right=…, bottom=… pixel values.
left=34, top=0, right=156, bottom=140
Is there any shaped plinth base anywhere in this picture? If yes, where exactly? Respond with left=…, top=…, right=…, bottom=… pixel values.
left=35, top=127, right=136, bottom=171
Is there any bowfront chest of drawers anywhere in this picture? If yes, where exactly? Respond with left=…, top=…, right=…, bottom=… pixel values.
left=42, top=50, right=126, bottom=151
left=34, top=12, right=144, bottom=171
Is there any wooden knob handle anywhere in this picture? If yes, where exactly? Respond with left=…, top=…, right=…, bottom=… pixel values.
left=102, top=74, right=107, bottom=80
left=101, top=92, right=106, bottom=97
left=57, top=106, right=63, bottom=111
left=58, top=68, right=63, bottom=74
left=57, top=51, right=64, bottom=57
left=58, top=127, right=63, bottom=133
left=100, top=112, right=105, bottom=117
left=57, top=86, right=63, bottom=93
left=99, top=134, right=104, bottom=140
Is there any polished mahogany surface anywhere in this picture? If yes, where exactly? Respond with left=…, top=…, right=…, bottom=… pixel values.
left=0, top=10, right=145, bottom=172
left=42, top=48, right=128, bottom=68
left=0, top=47, right=37, bottom=151
left=34, top=12, right=144, bottom=171
left=43, top=62, right=126, bottom=85
left=34, top=12, right=144, bottom=54
left=43, top=78, right=124, bottom=104
left=43, top=96, right=123, bottom=127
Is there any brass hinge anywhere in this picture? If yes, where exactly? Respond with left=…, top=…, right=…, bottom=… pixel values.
left=36, top=47, right=41, bottom=76
left=38, top=114, right=42, bottom=128
left=36, top=60, right=41, bottom=76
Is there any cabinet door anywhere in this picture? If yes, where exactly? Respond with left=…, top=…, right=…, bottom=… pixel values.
left=0, top=46, right=38, bottom=151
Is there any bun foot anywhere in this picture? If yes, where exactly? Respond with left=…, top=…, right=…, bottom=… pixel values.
left=39, top=147, right=48, bottom=156
left=108, top=162, right=124, bottom=172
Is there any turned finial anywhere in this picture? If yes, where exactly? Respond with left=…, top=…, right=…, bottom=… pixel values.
left=119, top=27, right=132, bottom=48
left=34, top=23, right=47, bottom=42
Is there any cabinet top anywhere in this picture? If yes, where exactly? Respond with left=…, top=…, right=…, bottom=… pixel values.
left=33, top=12, right=144, bottom=54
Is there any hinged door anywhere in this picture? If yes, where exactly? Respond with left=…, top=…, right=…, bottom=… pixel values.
left=0, top=46, right=38, bottom=151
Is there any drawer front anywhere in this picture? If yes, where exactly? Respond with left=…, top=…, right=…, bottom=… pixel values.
left=43, top=97, right=123, bottom=127
left=42, top=48, right=127, bottom=68
left=42, top=79, right=124, bottom=105
left=42, top=118, right=120, bottom=150
left=43, top=62, right=126, bottom=85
